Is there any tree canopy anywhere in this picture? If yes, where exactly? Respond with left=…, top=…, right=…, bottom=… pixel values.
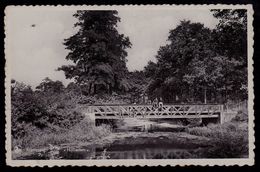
left=211, top=9, right=248, bottom=101
left=145, top=9, right=247, bottom=103
left=146, top=21, right=214, bottom=102
left=44, top=9, right=247, bottom=104
left=58, top=10, right=131, bottom=95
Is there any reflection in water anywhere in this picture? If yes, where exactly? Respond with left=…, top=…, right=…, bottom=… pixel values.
left=98, top=148, right=196, bottom=159
left=18, top=140, right=205, bottom=160
left=58, top=145, right=200, bottom=159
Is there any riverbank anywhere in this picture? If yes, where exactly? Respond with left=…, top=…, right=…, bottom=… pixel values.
left=12, top=111, right=248, bottom=159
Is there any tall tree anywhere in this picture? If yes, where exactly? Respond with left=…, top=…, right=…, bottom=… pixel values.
left=58, top=11, right=131, bottom=95
left=146, top=21, right=214, bottom=103
left=127, top=71, right=149, bottom=103
left=211, top=9, right=248, bottom=102
left=144, top=60, right=157, bottom=78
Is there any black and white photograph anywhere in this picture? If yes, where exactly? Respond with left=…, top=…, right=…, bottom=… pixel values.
left=5, top=5, right=254, bottom=166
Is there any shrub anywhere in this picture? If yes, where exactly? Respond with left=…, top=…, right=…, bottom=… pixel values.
left=206, top=129, right=248, bottom=158
left=12, top=117, right=112, bottom=149
left=232, top=110, right=248, bottom=122
left=186, top=118, right=202, bottom=127
left=67, top=118, right=112, bottom=142
left=187, top=121, right=248, bottom=158
left=187, top=126, right=213, bottom=137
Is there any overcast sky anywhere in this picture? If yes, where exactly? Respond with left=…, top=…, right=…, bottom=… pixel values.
left=6, top=7, right=219, bottom=88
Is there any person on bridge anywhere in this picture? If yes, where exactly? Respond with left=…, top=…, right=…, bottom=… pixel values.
left=152, top=98, right=158, bottom=109
left=158, top=97, right=163, bottom=111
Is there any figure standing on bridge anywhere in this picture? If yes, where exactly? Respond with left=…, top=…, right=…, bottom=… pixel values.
left=152, top=97, right=159, bottom=110
left=158, top=97, right=163, bottom=111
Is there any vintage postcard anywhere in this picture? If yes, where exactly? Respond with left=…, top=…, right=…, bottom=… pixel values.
left=5, top=5, right=254, bottom=166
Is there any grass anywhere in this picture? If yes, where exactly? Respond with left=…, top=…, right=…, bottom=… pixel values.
left=186, top=111, right=249, bottom=158
left=12, top=117, right=112, bottom=150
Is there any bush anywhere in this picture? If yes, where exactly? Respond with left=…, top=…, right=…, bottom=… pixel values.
left=187, top=121, right=248, bottom=158
left=206, top=129, right=248, bottom=158
left=186, top=118, right=202, bottom=127
left=66, top=117, right=112, bottom=142
left=187, top=126, right=213, bottom=137
left=232, top=110, right=248, bottom=122
left=12, top=123, right=67, bottom=149
left=11, top=80, right=117, bottom=151
left=12, top=117, right=112, bottom=150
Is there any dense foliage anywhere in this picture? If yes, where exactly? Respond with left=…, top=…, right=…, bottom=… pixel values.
left=145, top=9, right=247, bottom=103
left=187, top=119, right=248, bottom=158
left=57, top=9, right=247, bottom=103
left=11, top=80, right=49, bottom=139
left=11, top=79, right=85, bottom=139
left=58, top=11, right=131, bottom=95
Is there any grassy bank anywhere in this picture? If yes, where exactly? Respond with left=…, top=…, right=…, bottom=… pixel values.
left=186, top=111, right=248, bottom=158
left=12, top=117, right=112, bottom=150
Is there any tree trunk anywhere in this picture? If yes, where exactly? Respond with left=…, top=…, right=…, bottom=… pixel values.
left=106, top=84, right=109, bottom=94
left=88, top=83, right=92, bottom=95
left=94, top=84, right=97, bottom=94
left=107, top=84, right=112, bottom=94
left=204, top=87, right=207, bottom=104
left=225, top=87, right=228, bottom=104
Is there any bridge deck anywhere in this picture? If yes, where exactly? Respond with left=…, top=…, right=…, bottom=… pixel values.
left=87, top=104, right=223, bottom=119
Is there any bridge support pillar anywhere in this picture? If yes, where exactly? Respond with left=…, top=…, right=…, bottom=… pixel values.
left=220, top=105, right=225, bottom=124
left=220, top=112, right=224, bottom=124
left=85, top=113, right=96, bottom=124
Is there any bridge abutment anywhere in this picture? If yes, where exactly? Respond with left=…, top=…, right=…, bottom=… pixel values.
left=85, top=113, right=96, bottom=122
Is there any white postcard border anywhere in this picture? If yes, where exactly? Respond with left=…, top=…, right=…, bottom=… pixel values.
left=4, top=4, right=255, bottom=167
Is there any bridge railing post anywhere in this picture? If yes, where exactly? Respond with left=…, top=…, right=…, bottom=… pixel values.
left=89, top=106, right=92, bottom=113
left=220, top=104, right=224, bottom=124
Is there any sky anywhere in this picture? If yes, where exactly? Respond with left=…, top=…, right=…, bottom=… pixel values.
left=6, top=7, right=219, bottom=88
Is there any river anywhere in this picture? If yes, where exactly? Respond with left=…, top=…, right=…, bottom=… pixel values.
left=15, top=128, right=211, bottom=160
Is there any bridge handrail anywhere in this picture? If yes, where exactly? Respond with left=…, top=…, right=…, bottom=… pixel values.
left=87, top=103, right=224, bottom=106
left=86, top=104, right=224, bottom=114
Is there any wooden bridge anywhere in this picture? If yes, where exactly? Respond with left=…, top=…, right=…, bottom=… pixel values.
left=86, top=104, right=224, bottom=123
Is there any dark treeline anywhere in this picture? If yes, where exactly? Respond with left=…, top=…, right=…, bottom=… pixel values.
left=11, top=9, right=247, bottom=144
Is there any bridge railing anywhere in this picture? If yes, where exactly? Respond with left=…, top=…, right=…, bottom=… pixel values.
left=86, top=104, right=223, bottom=118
